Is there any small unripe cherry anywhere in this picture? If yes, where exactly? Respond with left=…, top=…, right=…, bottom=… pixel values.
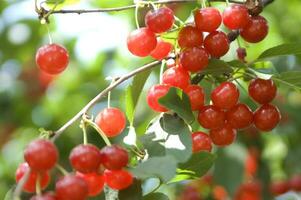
left=241, top=16, right=268, bottom=43
left=178, top=26, right=203, bottom=48
left=204, top=31, right=230, bottom=58
left=184, top=85, right=205, bottom=111
left=253, top=104, right=281, bottom=131
left=194, top=7, right=222, bottom=32
left=150, top=39, right=173, bottom=60
left=76, top=172, right=104, bottom=197
left=237, top=47, right=247, bottom=62
left=226, top=103, right=253, bottom=129
left=198, top=105, right=226, bottom=129
left=179, top=47, right=209, bottom=73
left=100, top=145, right=129, bottom=170
left=209, top=123, right=237, bottom=146
left=147, top=84, right=171, bottom=112
left=162, top=66, right=190, bottom=90
left=192, top=132, right=212, bottom=153
left=211, top=82, right=239, bottom=110
left=223, top=4, right=251, bottom=30
left=104, top=169, right=133, bottom=190
left=248, top=78, right=277, bottom=104
left=145, top=7, right=175, bottom=33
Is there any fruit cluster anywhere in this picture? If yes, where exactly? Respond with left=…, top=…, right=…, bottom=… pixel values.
left=270, top=175, right=301, bottom=196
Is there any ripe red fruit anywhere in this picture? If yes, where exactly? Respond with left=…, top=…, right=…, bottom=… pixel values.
left=104, top=169, right=133, bottom=190
left=100, top=145, right=129, bottom=170
left=162, top=66, right=190, bottom=90
left=55, top=175, right=88, bottom=200
left=290, top=175, right=301, bottom=191
left=241, top=16, right=268, bottom=43
left=69, top=144, right=102, bottom=173
left=95, top=107, right=126, bottom=137
left=178, top=26, right=203, bottom=48
left=192, top=132, right=212, bottom=153
left=270, top=180, right=290, bottom=196
left=198, top=105, right=226, bottom=129
left=204, top=31, right=230, bottom=58
left=179, top=47, right=209, bottom=73
left=30, top=192, right=57, bottom=200
left=236, top=47, right=247, bottom=62
left=223, top=4, right=251, bottom=30
left=24, top=139, right=58, bottom=171
left=234, top=181, right=262, bottom=200
left=209, top=123, right=237, bottom=146
left=254, top=104, right=281, bottom=131
left=76, top=172, right=104, bottom=197
left=15, top=163, right=50, bottom=193
left=127, top=28, right=157, bottom=57
left=194, top=7, right=222, bottom=32
left=211, top=82, right=239, bottom=110
left=145, top=7, right=174, bottom=33
left=248, top=78, right=277, bottom=104
left=184, top=85, right=205, bottom=111
left=36, top=44, right=69, bottom=75
left=150, top=39, right=173, bottom=60
left=226, top=103, right=253, bottom=129
left=147, top=84, right=171, bottom=112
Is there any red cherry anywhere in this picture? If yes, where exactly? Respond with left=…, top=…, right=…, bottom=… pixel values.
left=100, top=145, right=129, bottom=170
left=55, top=175, right=88, bottom=200
left=36, top=44, right=69, bottom=75
left=127, top=28, right=157, bottom=57
left=254, top=104, right=281, bottom=131
left=76, top=172, right=104, bottom=197
left=30, top=192, right=57, bottom=200
left=192, top=132, right=212, bottom=153
left=226, top=103, right=253, bottom=129
left=211, top=82, right=239, bottom=110
left=204, top=31, right=230, bottom=58
left=69, top=144, right=101, bottom=173
left=24, top=139, right=58, bottom=171
left=198, top=105, right=226, bottom=129
left=15, top=163, right=50, bottom=193
left=194, top=7, right=222, bottom=32
left=179, top=47, right=209, bottom=73
left=178, top=26, right=203, bottom=48
left=234, top=181, right=262, bottom=200
left=104, top=169, right=133, bottom=190
left=150, top=39, right=173, bottom=60
left=162, top=66, right=190, bottom=90
left=147, top=84, right=171, bottom=112
left=270, top=181, right=290, bottom=196
left=95, top=107, right=126, bottom=137
left=236, top=47, right=247, bottom=62
left=184, top=85, right=205, bottom=111
left=241, top=16, right=268, bottom=43
left=248, top=78, right=277, bottom=104
left=209, top=123, right=237, bottom=146
left=223, top=4, right=251, bottom=30
left=290, top=175, right=301, bottom=191
left=145, top=7, right=174, bottom=33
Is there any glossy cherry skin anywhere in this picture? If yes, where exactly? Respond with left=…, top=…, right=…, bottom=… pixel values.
left=145, top=7, right=174, bottom=33
left=248, top=78, right=276, bottom=104
left=226, top=103, right=253, bottom=129
left=104, top=169, right=133, bottom=190
left=254, top=104, right=281, bottom=131
left=241, top=16, right=268, bottom=43
left=127, top=28, right=157, bottom=57
left=55, top=175, right=88, bottom=200
left=204, top=31, right=230, bottom=58
left=223, top=4, right=251, bottom=30
left=24, top=139, right=58, bottom=171
left=270, top=181, right=290, bottom=196
left=178, top=26, right=203, bottom=48
left=15, top=162, right=50, bottom=193
left=76, top=172, right=104, bottom=197
left=211, top=82, right=239, bottom=110
left=194, top=7, right=222, bottom=32
left=100, top=145, right=128, bottom=170
left=209, top=123, right=237, bottom=146
left=150, top=39, right=173, bottom=60
left=147, top=84, right=171, bottom=112
left=179, top=47, right=209, bottom=73
left=198, top=105, right=226, bottom=129
left=30, top=192, right=57, bottom=200
left=162, top=66, right=190, bottom=90
left=290, top=175, right=301, bottom=191
left=69, top=144, right=102, bottom=173
left=95, top=107, right=126, bottom=137
left=184, top=85, right=205, bottom=111
left=36, top=44, right=69, bottom=75
left=192, top=132, right=212, bottom=153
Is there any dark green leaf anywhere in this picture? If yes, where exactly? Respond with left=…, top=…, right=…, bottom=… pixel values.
left=272, top=71, right=301, bottom=91
left=227, top=60, right=248, bottom=68
left=257, top=43, right=301, bottom=60
left=200, top=59, right=233, bottom=76
left=119, top=179, right=142, bottom=200
left=143, top=192, right=169, bottom=200
left=140, top=133, right=166, bottom=157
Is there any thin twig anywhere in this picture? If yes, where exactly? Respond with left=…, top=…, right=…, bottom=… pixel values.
left=13, top=169, right=30, bottom=200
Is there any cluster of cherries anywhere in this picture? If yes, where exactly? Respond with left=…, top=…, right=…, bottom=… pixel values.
left=270, top=175, right=301, bottom=196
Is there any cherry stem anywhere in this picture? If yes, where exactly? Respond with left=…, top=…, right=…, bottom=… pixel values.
left=55, top=164, right=69, bottom=175
left=35, top=173, right=41, bottom=196
left=45, top=24, right=53, bottom=44
left=12, top=169, right=30, bottom=200
left=107, top=91, right=111, bottom=108
left=159, top=60, right=166, bottom=84
left=134, top=3, right=140, bottom=29
left=80, top=120, right=88, bottom=145
left=201, top=0, right=207, bottom=8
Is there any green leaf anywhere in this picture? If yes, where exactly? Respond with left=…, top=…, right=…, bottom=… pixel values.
left=140, top=133, right=166, bottom=157
left=119, top=179, right=142, bottom=200
left=272, top=71, right=301, bottom=91
left=158, top=87, right=194, bottom=124
left=250, top=61, right=278, bottom=74
left=257, top=43, right=301, bottom=60
left=227, top=60, right=247, bottom=68
left=143, top=193, right=169, bottom=200
left=200, top=59, right=233, bottom=76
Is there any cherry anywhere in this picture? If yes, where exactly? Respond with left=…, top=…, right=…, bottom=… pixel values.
left=248, top=78, right=277, bottom=104
left=223, top=4, right=250, bottom=30
left=162, top=66, right=190, bottom=90
left=178, top=26, right=203, bottom=48
left=204, top=31, right=230, bottom=58
left=147, top=84, right=171, bottom=112
left=100, top=145, right=129, bottom=170
left=104, top=169, right=133, bottom=190
left=241, top=16, right=268, bottom=43
left=184, top=85, right=205, bottom=111
left=198, top=105, right=226, bottom=129
left=179, top=47, right=209, bottom=73
left=234, top=182, right=262, bottom=200
left=226, top=103, right=253, bottom=129
left=150, top=39, right=173, bottom=60
left=236, top=47, right=247, bottom=62
left=211, top=82, right=239, bottom=110
left=69, top=144, right=102, bottom=173
left=194, top=7, right=222, bottom=32
left=55, top=175, right=88, bottom=200
left=290, top=175, right=301, bottom=191
left=76, top=172, right=104, bottom=197
left=24, top=139, right=58, bottom=171
left=30, top=192, right=57, bottom=200
left=36, top=44, right=69, bottom=75
left=15, top=163, right=50, bottom=193
left=270, top=180, right=290, bottom=196
left=254, top=104, right=281, bottom=131
left=192, top=132, right=212, bottom=153
left=95, top=107, right=126, bottom=137
left=209, top=123, right=237, bottom=146
left=127, top=28, right=157, bottom=57
left=145, top=7, right=174, bottom=33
